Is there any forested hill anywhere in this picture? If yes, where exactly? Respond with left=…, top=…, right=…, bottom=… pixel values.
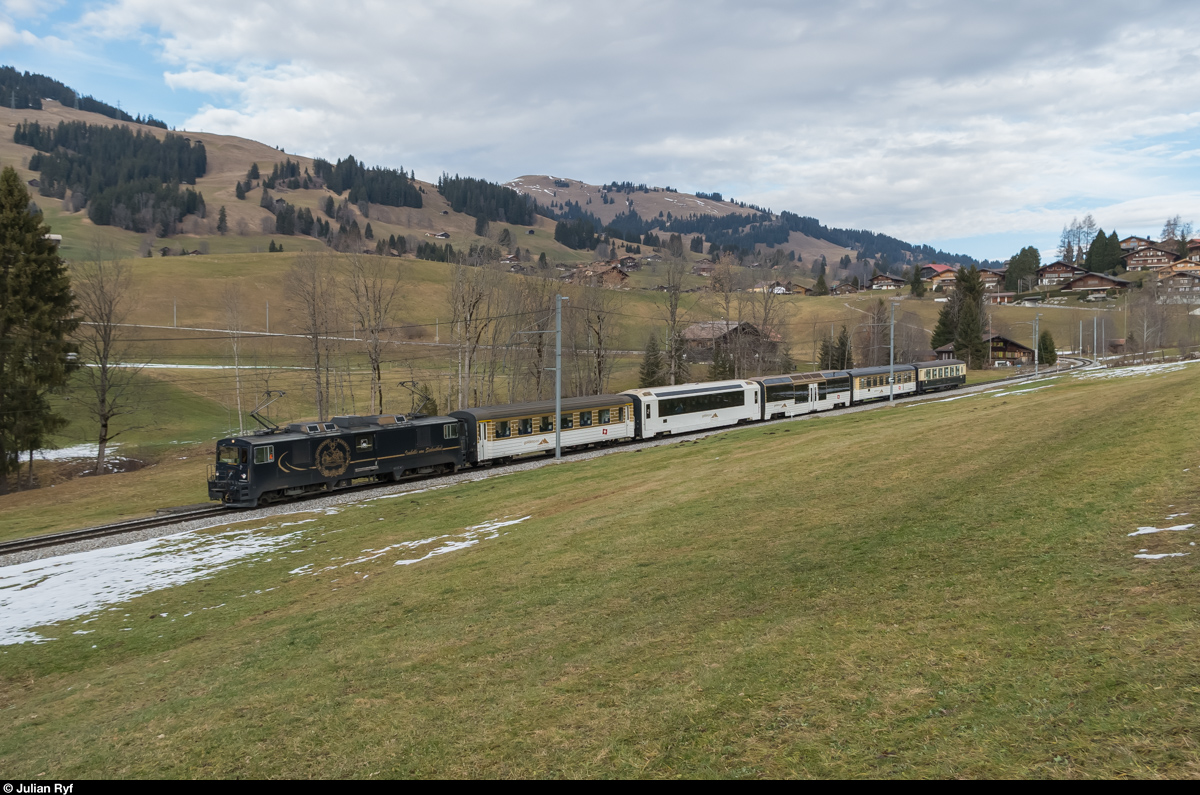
left=0, top=66, right=165, bottom=128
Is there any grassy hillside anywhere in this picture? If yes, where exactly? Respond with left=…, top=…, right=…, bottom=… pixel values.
left=2, top=362, right=1198, bottom=777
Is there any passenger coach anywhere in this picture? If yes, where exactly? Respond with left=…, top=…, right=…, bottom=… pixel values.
left=848, top=364, right=918, bottom=403
left=451, top=394, right=635, bottom=465
left=623, top=380, right=760, bottom=438
left=751, top=370, right=852, bottom=419
left=916, top=359, right=966, bottom=392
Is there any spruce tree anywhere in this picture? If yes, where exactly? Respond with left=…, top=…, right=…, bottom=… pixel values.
left=834, top=325, right=854, bottom=368
left=0, top=167, right=79, bottom=490
left=1038, top=330, right=1058, bottom=365
left=953, top=294, right=985, bottom=367
left=364, top=222, right=374, bottom=240
left=248, top=163, right=259, bottom=181
left=268, top=240, right=277, bottom=253
left=930, top=299, right=958, bottom=350
left=235, top=182, right=246, bottom=200
left=708, top=344, right=734, bottom=380
left=638, top=333, right=664, bottom=387
left=216, top=206, right=228, bottom=235
left=909, top=264, right=926, bottom=297
left=324, top=196, right=335, bottom=217
left=814, top=273, right=829, bottom=295
left=818, top=335, right=834, bottom=369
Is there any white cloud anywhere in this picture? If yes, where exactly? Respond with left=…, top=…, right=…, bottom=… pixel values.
left=73, top=0, right=1200, bottom=256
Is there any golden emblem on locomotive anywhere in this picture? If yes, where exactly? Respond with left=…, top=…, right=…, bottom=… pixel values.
left=314, top=438, right=351, bottom=477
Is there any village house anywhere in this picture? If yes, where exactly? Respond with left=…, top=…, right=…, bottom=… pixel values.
left=921, top=263, right=957, bottom=280
left=692, top=261, right=715, bottom=277
left=569, top=264, right=629, bottom=288
left=680, top=321, right=780, bottom=362
left=937, top=334, right=1034, bottom=366
left=1123, top=244, right=1179, bottom=271
left=868, top=273, right=906, bottom=290
left=618, top=255, right=638, bottom=269
left=929, top=271, right=958, bottom=290
left=1036, top=260, right=1086, bottom=287
left=1158, top=270, right=1200, bottom=296
left=789, top=283, right=813, bottom=296
left=984, top=292, right=1016, bottom=305
left=750, top=280, right=790, bottom=294
left=1062, top=272, right=1132, bottom=295
left=499, top=254, right=521, bottom=265
left=978, top=267, right=1007, bottom=291
left=831, top=282, right=859, bottom=295
left=1120, top=236, right=1155, bottom=251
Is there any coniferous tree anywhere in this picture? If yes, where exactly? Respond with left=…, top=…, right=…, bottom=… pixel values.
left=952, top=267, right=987, bottom=367
left=364, top=222, right=374, bottom=240
left=268, top=240, right=277, bottom=253
left=1005, top=246, right=1041, bottom=292
left=0, top=167, right=79, bottom=490
left=708, top=344, right=734, bottom=380
left=834, top=325, right=854, bottom=369
left=851, top=275, right=860, bottom=289
left=638, top=332, right=665, bottom=387
left=690, top=235, right=704, bottom=253
left=217, top=206, right=228, bottom=235
left=1038, top=330, right=1058, bottom=365
left=324, top=195, right=335, bottom=217
left=818, top=334, right=834, bottom=369
left=930, top=297, right=958, bottom=350
left=235, top=182, right=246, bottom=201
left=909, top=264, right=926, bottom=297
left=474, top=216, right=489, bottom=237
left=248, top=163, right=259, bottom=181
left=814, top=273, right=829, bottom=295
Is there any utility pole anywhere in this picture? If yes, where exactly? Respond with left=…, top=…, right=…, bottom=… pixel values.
left=1093, top=315, right=1097, bottom=361
left=266, top=300, right=270, bottom=334
left=888, top=302, right=896, bottom=403
left=173, top=298, right=177, bottom=328
left=1034, top=313, right=1042, bottom=376
left=555, top=295, right=568, bottom=459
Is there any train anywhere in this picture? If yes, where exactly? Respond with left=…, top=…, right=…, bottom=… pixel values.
left=208, top=359, right=966, bottom=508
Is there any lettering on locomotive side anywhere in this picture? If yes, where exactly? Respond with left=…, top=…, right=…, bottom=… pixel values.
left=314, top=438, right=351, bottom=477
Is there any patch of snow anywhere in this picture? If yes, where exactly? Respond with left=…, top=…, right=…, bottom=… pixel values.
left=1134, top=552, right=1190, bottom=559
left=1075, top=360, right=1200, bottom=380
left=1166, top=513, right=1190, bottom=519
left=1128, top=523, right=1195, bottom=537
left=0, top=527, right=300, bottom=645
left=31, top=443, right=120, bottom=461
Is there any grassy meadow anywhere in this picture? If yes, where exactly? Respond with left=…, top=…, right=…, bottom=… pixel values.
left=1, top=362, right=1198, bottom=777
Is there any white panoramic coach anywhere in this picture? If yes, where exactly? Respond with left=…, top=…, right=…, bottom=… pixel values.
left=622, top=380, right=760, bottom=439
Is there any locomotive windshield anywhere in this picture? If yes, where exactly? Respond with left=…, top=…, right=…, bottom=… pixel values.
left=218, top=445, right=244, bottom=465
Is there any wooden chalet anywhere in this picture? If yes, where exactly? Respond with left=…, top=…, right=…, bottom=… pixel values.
left=921, top=263, right=956, bottom=280
left=979, top=269, right=1005, bottom=291
left=750, top=280, right=790, bottom=294
left=1062, top=272, right=1132, bottom=294
left=1120, top=235, right=1155, bottom=251
left=936, top=334, right=1035, bottom=365
left=984, top=291, right=1016, bottom=305
left=1158, top=270, right=1200, bottom=295
left=692, top=261, right=716, bottom=277
left=1036, top=260, right=1086, bottom=286
left=570, top=264, right=629, bottom=288
left=789, top=283, right=813, bottom=296
left=869, top=273, right=906, bottom=290
left=681, top=321, right=780, bottom=362
left=618, top=255, right=639, bottom=270
left=1123, top=244, right=1179, bottom=271
left=831, top=282, right=859, bottom=295
left=929, top=271, right=958, bottom=290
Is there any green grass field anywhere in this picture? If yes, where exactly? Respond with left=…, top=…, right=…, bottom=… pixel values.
left=2, top=361, right=1198, bottom=777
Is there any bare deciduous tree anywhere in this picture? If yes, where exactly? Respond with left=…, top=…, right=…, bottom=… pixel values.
left=73, top=251, right=143, bottom=474
left=450, top=262, right=500, bottom=408
left=345, top=254, right=403, bottom=413
left=287, top=252, right=341, bottom=420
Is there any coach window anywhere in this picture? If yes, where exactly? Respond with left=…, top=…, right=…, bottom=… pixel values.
left=645, top=404, right=651, bottom=420
left=519, top=418, right=533, bottom=435
left=496, top=420, right=511, bottom=438
left=560, top=413, right=574, bottom=429
left=539, top=415, right=553, bottom=432
left=599, top=408, right=610, bottom=424
left=620, top=406, right=626, bottom=422
left=254, top=445, right=275, bottom=465
left=355, top=434, right=375, bottom=452
left=444, top=424, right=460, bottom=439
left=580, top=411, right=592, bottom=427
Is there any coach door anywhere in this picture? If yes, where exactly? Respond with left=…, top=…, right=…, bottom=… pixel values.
left=808, top=383, right=818, bottom=408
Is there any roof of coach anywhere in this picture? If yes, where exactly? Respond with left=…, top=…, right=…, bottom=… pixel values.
left=450, top=394, right=631, bottom=422
left=846, top=364, right=918, bottom=378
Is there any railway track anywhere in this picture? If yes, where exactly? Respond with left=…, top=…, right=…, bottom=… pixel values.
left=2, top=357, right=1094, bottom=559
left=0, top=506, right=235, bottom=556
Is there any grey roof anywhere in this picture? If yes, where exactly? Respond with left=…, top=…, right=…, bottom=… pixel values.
left=450, top=394, right=630, bottom=421
left=847, top=364, right=919, bottom=377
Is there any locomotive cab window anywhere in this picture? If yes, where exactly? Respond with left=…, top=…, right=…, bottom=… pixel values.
left=355, top=434, right=375, bottom=452
left=218, top=446, right=243, bottom=465
left=580, top=411, right=592, bottom=427
left=496, top=421, right=511, bottom=438
left=254, top=445, right=275, bottom=465
left=599, top=409, right=611, bottom=424
left=518, top=418, right=533, bottom=435
left=445, top=423, right=460, bottom=439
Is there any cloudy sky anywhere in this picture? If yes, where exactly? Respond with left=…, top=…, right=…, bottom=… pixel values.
left=4, top=1, right=1199, bottom=260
